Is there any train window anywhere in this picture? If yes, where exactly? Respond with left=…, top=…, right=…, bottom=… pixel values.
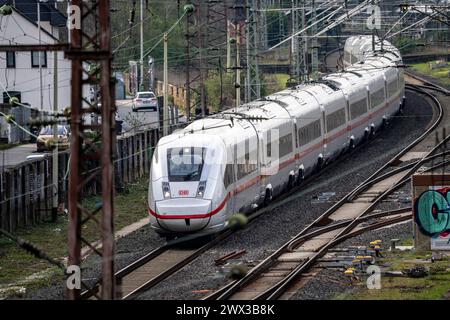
left=298, top=120, right=321, bottom=147
left=167, top=147, right=206, bottom=182
left=312, top=120, right=321, bottom=140
left=223, top=164, right=234, bottom=189
left=236, top=154, right=257, bottom=180
left=326, top=109, right=346, bottom=132
left=387, top=80, right=398, bottom=98
left=350, top=98, right=367, bottom=120
left=294, top=123, right=298, bottom=148
left=370, top=88, right=385, bottom=108
left=236, top=139, right=258, bottom=181
left=267, top=130, right=272, bottom=158
left=245, top=139, right=250, bottom=162
left=279, top=133, right=293, bottom=158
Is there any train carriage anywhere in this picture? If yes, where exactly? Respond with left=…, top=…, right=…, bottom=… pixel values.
left=148, top=36, right=406, bottom=236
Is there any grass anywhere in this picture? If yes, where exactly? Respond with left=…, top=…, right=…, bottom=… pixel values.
left=409, top=61, right=450, bottom=87
left=264, top=73, right=290, bottom=94
left=335, top=249, right=450, bottom=300
left=0, top=177, right=150, bottom=297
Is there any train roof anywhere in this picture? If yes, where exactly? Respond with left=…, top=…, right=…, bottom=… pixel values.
left=160, top=35, right=403, bottom=148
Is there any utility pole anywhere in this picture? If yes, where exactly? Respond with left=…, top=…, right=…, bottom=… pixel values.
left=310, top=0, right=319, bottom=80
left=235, top=23, right=241, bottom=109
left=290, top=0, right=307, bottom=84
left=372, top=6, right=375, bottom=52
left=197, top=3, right=206, bottom=117
left=185, top=1, right=207, bottom=118
left=227, top=20, right=232, bottom=70
left=184, top=11, right=191, bottom=122
left=67, top=0, right=115, bottom=300
left=246, top=0, right=261, bottom=102
left=206, top=0, right=228, bottom=111
left=37, top=1, right=43, bottom=110
left=163, top=33, right=169, bottom=136
left=140, top=0, right=144, bottom=91
left=52, top=51, right=58, bottom=222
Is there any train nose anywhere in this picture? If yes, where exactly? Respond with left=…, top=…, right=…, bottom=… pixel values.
left=152, top=198, right=213, bottom=232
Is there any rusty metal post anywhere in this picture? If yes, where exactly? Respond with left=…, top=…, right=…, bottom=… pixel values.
left=99, top=0, right=115, bottom=300
left=66, top=0, right=115, bottom=300
left=67, top=0, right=83, bottom=300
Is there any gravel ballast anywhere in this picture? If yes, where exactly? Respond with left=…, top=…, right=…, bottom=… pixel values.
left=23, top=91, right=432, bottom=300
left=289, top=222, right=413, bottom=300
left=136, top=92, right=432, bottom=300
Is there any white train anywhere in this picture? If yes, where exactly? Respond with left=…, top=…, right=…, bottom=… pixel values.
left=148, top=36, right=405, bottom=236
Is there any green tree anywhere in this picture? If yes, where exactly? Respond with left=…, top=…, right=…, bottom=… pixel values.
left=205, top=71, right=235, bottom=112
left=111, top=1, right=186, bottom=71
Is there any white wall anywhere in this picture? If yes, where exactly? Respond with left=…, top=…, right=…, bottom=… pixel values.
left=0, top=11, right=77, bottom=112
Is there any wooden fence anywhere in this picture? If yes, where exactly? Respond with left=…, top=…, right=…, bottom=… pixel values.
left=0, top=127, right=162, bottom=233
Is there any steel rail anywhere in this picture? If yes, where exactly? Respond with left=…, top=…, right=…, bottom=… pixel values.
left=209, top=84, right=444, bottom=300
left=204, top=209, right=412, bottom=300
left=404, top=71, right=450, bottom=95
left=82, top=114, right=395, bottom=300
left=83, top=80, right=445, bottom=301
left=259, top=85, right=447, bottom=300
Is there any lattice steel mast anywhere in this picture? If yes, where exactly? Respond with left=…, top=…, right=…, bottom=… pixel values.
left=290, top=0, right=308, bottom=84
left=246, top=0, right=262, bottom=102
left=67, top=0, right=116, bottom=300
left=310, top=0, right=319, bottom=80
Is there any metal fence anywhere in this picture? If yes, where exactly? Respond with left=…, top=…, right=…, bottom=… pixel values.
left=0, top=127, right=163, bottom=233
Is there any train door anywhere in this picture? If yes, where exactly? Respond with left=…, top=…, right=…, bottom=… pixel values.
left=258, top=133, right=267, bottom=204
left=293, top=119, right=299, bottom=164
left=260, top=128, right=278, bottom=204
left=321, top=109, right=327, bottom=165
left=226, top=144, right=237, bottom=215
left=234, top=136, right=260, bottom=213
left=345, top=96, right=352, bottom=147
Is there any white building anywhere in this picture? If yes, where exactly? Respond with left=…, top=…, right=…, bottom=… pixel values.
left=0, top=1, right=72, bottom=112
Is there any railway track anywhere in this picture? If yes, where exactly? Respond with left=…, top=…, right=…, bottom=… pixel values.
left=203, top=82, right=449, bottom=301
left=84, top=129, right=430, bottom=300
left=81, top=134, right=383, bottom=300
left=82, top=69, right=448, bottom=301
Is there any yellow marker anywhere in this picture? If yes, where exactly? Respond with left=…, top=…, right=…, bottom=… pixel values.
left=344, top=268, right=355, bottom=275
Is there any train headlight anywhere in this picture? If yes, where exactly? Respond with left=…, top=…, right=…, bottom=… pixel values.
left=196, top=181, right=206, bottom=198
left=162, top=182, right=171, bottom=199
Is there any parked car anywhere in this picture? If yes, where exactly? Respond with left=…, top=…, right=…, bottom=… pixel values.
left=132, top=91, right=158, bottom=112
left=36, top=125, right=70, bottom=152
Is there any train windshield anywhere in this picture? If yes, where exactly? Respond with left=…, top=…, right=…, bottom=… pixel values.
left=167, top=147, right=206, bottom=182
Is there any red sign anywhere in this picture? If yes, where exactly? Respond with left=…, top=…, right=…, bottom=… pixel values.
left=178, top=190, right=189, bottom=196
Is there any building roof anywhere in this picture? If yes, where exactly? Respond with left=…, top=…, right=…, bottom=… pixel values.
left=1, top=0, right=66, bottom=27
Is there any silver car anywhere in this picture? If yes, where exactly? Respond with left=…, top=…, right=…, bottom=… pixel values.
left=132, top=91, right=158, bottom=112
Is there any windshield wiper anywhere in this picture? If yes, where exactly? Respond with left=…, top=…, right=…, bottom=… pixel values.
left=184, top=170, right=198, bottom=181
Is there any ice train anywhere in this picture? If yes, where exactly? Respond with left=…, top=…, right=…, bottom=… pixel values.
left=148, top=36, right=405, bottom=236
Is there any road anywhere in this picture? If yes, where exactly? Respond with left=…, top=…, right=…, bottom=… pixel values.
left=0, top=144, right=38, bottom=169
left=116, top=99, right=160, bottom=134
left=0, top=100, right=161, bottom=169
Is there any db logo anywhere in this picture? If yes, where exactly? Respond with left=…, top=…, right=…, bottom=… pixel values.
left=178, top=190, right=189, bottom=196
